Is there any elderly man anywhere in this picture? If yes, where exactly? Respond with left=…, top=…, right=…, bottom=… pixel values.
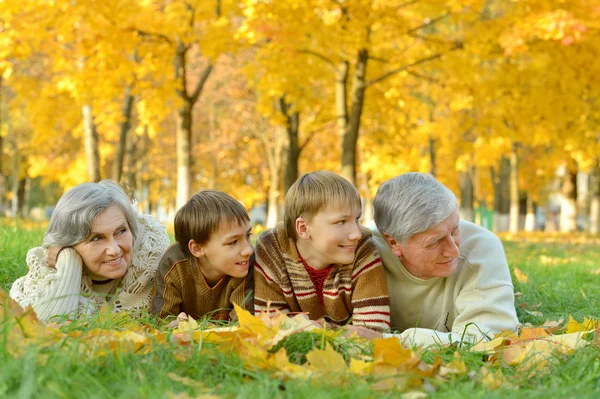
left=368, top=172, right=518, bottom=346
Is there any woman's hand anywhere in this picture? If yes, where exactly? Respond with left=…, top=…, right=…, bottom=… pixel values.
left=46, top=246, right=61, bottom=269
left=344, top=325, right=383, bottom=339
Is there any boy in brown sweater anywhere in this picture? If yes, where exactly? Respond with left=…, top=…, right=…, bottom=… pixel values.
left=152, top=190, right=254, bottom=320
left=254, top=170, right=391, bottom=332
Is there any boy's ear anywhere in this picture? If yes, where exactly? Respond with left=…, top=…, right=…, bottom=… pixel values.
left=383, top=233, right=404, bottom=257
left=295, top=217, right=310, bottom=240
left=188, top=240, right=204, bottom=258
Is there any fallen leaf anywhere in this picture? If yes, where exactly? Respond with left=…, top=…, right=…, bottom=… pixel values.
left=513, top=267, right=528, bottom=283
left=524, top=309, right=544, bottom=318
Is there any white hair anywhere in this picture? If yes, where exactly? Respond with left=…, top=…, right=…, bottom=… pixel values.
left=43, top=180, right=138, bottom=248
left=373, top=173, right=458, bottom=244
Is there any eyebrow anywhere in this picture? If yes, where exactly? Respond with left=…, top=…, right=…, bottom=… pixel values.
left=426, top=224, right=460, bottom=244
left=223, top=227, right=252, bottom=240
left=89, top=223, right=128, bottom=237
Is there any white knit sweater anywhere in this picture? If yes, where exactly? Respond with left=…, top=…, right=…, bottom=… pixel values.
left=368, top=220, right=519, bottom=346
left=10, top=213, right=170, bottom=321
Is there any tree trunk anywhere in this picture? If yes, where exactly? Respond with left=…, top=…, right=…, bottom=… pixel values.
left=263, top=127, right=285, bottom=228
left=176, top=97, right=193, bottom=209
left=492, top=157, right=510, bottom=232
left=10, top=145, right=19, bottom=218
left=524, top=194, right=535, bottom=232
left=82, top=104, right=101, bottom=182
left=173, top=40, right=214, bottom=209
left=590, top=162, right=600, bottom=234
left=278, top=97, right=300, bottom=194
left=341, top=49, right=368, bottom=185
left=509, top=144, right=519, bottom=234
left=560, top=164, right=578, bottom=232
left=459, top=168, right=474, bottom=222
left=112, top=85, right=135, bottom=183
left=335, top=60, right=349, bottom=172
left=125, top=130, right=137, bottom=196
left=0, top=75, right=5, bottom=215
left=358, top=168, right=373, bottom=223
left=429, top=135, right=436, bottom=177
left=135, top=128, right=150, bottom=214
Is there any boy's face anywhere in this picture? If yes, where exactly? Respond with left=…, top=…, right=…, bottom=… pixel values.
left=296, top=204, right=362, bottom=270
left=192, top=220, right=253, bottom=285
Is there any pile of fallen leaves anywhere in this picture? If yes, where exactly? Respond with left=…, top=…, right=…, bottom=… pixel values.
left=1, top=288, right=598, bottom=395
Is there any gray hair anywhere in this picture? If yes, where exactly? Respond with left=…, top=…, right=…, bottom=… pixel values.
left=373, top=173, right=458, bottom=244
left=43, top=180, right=138, bottom=248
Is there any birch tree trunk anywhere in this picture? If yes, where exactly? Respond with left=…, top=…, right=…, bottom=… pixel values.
left=340, top=49, right=368, bottom=184
left=590, top=163, right=600, bottom=234
left=492, top=157, right=510, bottom=232
left=82, top=104, right=101, bottom=182
left=560, top=164, right=578, bottom=232
left=509, top=144, right=519, bottom=234
left=459, top=168, right=474, bottom=222
left=112, top=85, right=135, bottom=183
left=524, top=194, right=535, bottom=232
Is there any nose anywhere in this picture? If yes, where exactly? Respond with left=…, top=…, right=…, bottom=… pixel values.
left=348, top=222, right=362, bottom=241
left=442, top=235, right=459, bottom=258
left=241, top=238, right=254, bottom=257
left=105, top=237, right=120, bottom=256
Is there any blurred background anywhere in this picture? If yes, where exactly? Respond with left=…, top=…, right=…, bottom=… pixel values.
left=0, top=0, right=598, bottom=234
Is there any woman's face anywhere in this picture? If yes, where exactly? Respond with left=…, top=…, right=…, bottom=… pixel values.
left=73, top=205, right=133, bottom=279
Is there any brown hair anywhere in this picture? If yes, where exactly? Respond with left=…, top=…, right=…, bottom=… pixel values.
left=284, top=170, right=361, bottom=240
left=174, top=190, right=250, bottom=257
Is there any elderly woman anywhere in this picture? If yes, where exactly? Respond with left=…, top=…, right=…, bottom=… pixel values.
left=368, top=173, right=518, bottom=346
left=10, top=180, right=170, bottom=321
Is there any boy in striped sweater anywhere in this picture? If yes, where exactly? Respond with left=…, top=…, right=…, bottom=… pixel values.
left=152, top=190, right=254, bottom=320
left=254, top=171, right=391, bottom=333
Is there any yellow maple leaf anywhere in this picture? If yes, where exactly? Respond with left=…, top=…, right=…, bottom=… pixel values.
left=373, top=337, right=422, bottom=376
left=349, top=358, right=373, bottom=376
left=306, top=343, right=347, bottom=374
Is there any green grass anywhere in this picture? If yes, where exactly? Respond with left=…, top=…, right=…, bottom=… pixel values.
left=2, top=218, right=600, bottom=398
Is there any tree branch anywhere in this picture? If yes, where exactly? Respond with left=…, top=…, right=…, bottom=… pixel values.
left=366, top=45, right=461, bottom=87
left=132, top=28, right=173, bottom=45
left=406, top=70, right=444, bottom=87
left=407, top=12, right=450, bottom=34
left=190, top=63, right=214, bottom=105
left=298, top=49, right=337, bottom=71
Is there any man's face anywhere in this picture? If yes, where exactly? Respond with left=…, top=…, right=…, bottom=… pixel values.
left=295, top=204, right=363, bottom=270
left=385, top=212, right=461, bottom=279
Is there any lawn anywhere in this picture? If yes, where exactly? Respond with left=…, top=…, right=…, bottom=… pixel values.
left=1, top=219, right=600, bottom=398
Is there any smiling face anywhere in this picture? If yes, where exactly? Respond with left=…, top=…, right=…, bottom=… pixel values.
left=73, top=205, right=133, bottom=279
left=384, top=212, right=461, bottom=279
left=191, top=221, right=254, bottom=286
left=295, top=204, right=363, bottom=270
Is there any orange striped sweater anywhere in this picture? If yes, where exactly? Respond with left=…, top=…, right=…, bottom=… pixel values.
left=254, top=225, right=391, bottom=331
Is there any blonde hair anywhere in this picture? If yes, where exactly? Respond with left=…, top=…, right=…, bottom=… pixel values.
left=174, top=190, right=250, bottom=258
left=284, top=170, right=361, bottom=240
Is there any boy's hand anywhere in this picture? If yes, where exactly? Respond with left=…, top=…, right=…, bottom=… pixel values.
left=344, top=325, right=383, bottom=340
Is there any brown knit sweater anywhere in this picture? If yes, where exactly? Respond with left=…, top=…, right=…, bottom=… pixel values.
left=254, top=224, right=391, bottom=331
left=151, top=243, right=254, bottom=320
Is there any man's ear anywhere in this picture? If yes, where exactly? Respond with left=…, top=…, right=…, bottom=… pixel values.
left=188, top=240, right=204, bottom=258
left=295, top=217, right=310, bottom=240
left=383, top=233, right=404, bottom=257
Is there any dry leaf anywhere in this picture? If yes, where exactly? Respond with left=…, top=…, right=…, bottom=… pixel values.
left=513, top=267, right=528, bottom=283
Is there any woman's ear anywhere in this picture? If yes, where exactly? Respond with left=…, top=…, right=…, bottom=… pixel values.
left=295, top=217, right=310, bottom=240
left=383, top=233, right=404, bottom=257
left=188, top=240, right=204, bottom=258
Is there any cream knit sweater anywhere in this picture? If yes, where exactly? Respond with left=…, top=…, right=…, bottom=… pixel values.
left=368, top=220, right=518, bottom=346
left=10, top=213, right=170, bottom=321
